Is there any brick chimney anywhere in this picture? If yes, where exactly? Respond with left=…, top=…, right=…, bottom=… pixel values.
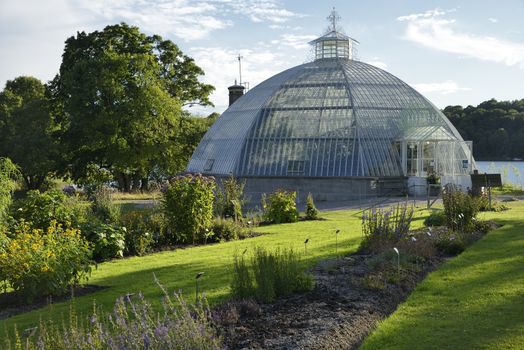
left=228, top=79, right=245, bottom=106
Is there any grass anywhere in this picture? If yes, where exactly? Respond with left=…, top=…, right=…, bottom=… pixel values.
left=111, top=191, right=161, bottom=201
left=492, top=183, right=524, bottom=196
left=361, top=201, right=524, bottom=350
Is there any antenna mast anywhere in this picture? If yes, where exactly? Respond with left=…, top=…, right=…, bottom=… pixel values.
left=237, top=54, right=243, bottom=85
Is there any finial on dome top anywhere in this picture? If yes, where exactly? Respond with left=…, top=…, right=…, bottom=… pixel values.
left=308, top=9, right=359, bottom=61
left=327, top=7, right=341, bottom=32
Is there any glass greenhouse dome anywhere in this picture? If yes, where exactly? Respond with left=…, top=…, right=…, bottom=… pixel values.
left=187, top=10, right=475, bottom=201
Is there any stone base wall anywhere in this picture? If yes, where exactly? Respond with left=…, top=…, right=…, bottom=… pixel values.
left=216, top=176, right=407, bottom=205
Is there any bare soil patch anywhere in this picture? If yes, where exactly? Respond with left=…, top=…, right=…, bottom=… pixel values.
left=217, top=223, right=498, bottom=349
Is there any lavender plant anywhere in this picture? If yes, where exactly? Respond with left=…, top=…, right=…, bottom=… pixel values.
left=4, top=279, right=222, bottom=350
left=230, top=247, right=314, bottom=302
left=360, top=202, right=414, bottom=252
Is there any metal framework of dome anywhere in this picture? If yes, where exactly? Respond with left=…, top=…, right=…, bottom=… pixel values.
left=187, top=10, right=474, bottom=200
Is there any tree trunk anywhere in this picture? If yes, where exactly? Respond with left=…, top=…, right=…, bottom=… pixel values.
left=132, top=174, right=141, bottom=192
left=140, top=177, right=149, bottom=192
left=116, top=172, right=131, bottom=192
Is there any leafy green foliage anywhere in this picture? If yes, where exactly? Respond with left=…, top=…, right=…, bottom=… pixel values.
left=216, top=176, right=245, bottom=221
left=80, top=222, right=126, bottom=261
left=0, top=157, right=19, bottom=222
left=12, top=190, right=87, bottom=230
left=434, top=231, right=467, bottom=255
left=77, top=163, right=114, bottom=197
left=210, top=217, right=251, bottom=242
left=423, top=210, right=446, bottom=227
left=0, top=221, right=91, bottom=301
left=442, top=185, right=480, bottom=232
left=444, top=98, right=524, bottom=160
left=91, top=187, right=121, bottom=224
left=50, top=23, right=214, bottom=191
left=0, top=77, right=59, bottom=190
left=305, top=193, right=319, bottom=220
left=120, top=210, right=158, bottom=256
left=262, top=190, right=299, bottom=224
left=162, top=174, right=215, bottom=244
left=360, top=203, right=414, bottom=252
left=230, top=247, right=314, bottom=302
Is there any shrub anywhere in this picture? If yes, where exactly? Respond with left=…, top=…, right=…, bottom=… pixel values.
left=305, top=193, right=319, bottom=220
left=216, top=176, right=245, bottom=221
left=4, top=281, right=222, bottom=349
left=91, top=186, right=121, bottom=224
left=230, top=247, right=314, bottom=302
left=211, top=217, right=245, bottom=242
left=231, top=252, right=253, bottom=299
left=12, top=190, right=87, bottom=230
left=360, top=202, right=414, bottom=253
left=424, top=210, right=446, bottom=227
left=476, top=193, right=508, bottom=212
left=0, top=221, right=91, bottom=301
left=262, top=190, right=299, bottom=224
left=81, top=221, right=125, bottom=261
left=119, top=210, right=159, bottom=256
left=442, top=184, right=480, bottom=232
left=162, top=174, right=215, bottom=244
left=434, top=231, right=467, bottom=255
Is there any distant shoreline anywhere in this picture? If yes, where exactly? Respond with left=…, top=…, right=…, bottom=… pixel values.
left=476, top=159, right=524, bottom=162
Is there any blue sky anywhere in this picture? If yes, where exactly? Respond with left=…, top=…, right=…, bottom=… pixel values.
left=1, top=0, right=523, bottom=115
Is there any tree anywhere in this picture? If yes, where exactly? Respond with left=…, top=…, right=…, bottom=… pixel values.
left=0, top=76, right=59, bottom=190
left=444, top=98, right=524, bottom=160
left=50, top=23, right=214, bottom=191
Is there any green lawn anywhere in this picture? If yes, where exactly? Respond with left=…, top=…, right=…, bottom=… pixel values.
left=361, top=201, right=524, bottom=350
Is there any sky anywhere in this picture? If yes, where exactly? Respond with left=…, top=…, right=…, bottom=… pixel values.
left=1, top=0, right=524, bottom=115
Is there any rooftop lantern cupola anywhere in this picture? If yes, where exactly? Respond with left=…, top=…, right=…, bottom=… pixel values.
left=309, top=8, right=359, bottom=60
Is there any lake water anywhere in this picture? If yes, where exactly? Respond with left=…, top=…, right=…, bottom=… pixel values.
left=476, top=161, right=524, bottom=187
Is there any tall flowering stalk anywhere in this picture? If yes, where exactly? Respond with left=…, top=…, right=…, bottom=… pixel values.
left=361, top=203, right=414, bottom=251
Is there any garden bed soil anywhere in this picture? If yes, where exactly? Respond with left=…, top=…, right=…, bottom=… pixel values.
left=0, top=285, right=107, bottom=320
left=217, top=224, right=497, bottom=349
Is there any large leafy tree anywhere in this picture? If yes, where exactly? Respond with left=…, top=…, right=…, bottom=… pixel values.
left=51, top=23, right=214, bottom=191
left=0, top=76, right=59, bottom=190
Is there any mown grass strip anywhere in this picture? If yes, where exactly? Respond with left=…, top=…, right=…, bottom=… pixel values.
left=360, top=201, right=524, bottom=350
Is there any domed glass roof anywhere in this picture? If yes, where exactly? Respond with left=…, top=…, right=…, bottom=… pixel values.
left=187, top=59, right=469, bottom=177
left=188, top=11, right=472, bottom=179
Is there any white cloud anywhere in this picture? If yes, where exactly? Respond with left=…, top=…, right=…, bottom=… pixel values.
left=397, top=8, right=524, bottom=68
left=271, top=34, right=317, bottom=49
left=412, top=80, right=471, bottom=95
left=78, top=0, right=232, bottom=40
left=226, top=0, right=302, bottom=24
left=77, top=0, right=302, bottom=40
left=488, top=18, right=499, bottom=23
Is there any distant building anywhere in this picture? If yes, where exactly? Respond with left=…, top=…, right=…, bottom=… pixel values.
left=187, top=10, right=475, bottom=202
